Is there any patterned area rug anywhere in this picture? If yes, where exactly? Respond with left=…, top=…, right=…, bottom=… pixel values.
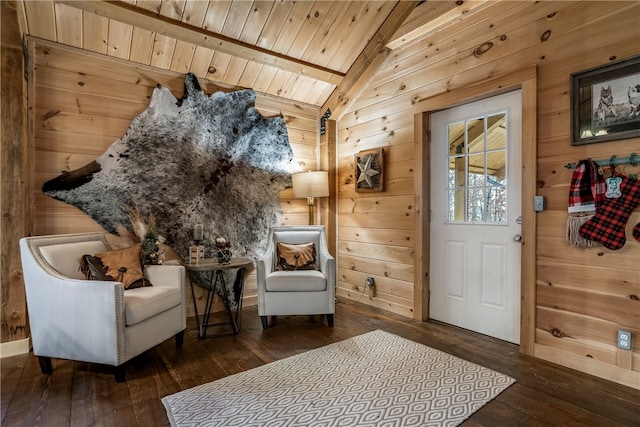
left=162, top=330, right=515, bottom=426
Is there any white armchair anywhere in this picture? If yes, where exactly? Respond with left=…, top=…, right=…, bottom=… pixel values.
left=19, top=232, right=186, bottom=382
left=256, top=226, right=335, bottom=329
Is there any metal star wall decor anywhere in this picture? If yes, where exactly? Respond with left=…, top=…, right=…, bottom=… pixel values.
left=355, top=148, right=384, bottom=192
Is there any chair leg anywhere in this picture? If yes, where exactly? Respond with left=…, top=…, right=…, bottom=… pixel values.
left=326, top=314, right=334, bottom=327
left=175, top=330, right=185, bottom=348
left=260, top=316, right=269, bottom=329
left=114, top=364, right=126, bottom=383
left=38, top=356, right=53, bottom=374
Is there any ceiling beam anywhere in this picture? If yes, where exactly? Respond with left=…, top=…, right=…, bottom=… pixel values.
left=387, top=0, right=493, bottom=50
left=59, top=0, right=345, bottom=85
left=321, top=1, right=419, bottom=122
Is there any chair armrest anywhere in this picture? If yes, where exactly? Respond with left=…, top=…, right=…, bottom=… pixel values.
left=23, top=269, right=126, bottom=365
left=144, top=265, right=185, bottom=288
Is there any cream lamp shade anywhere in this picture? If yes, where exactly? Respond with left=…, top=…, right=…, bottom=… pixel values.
left=292, top=171, right=329, bottom=224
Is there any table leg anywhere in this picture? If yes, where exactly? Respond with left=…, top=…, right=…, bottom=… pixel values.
left=188, top=274, right=203, bottom=339
left=189, top=265, right=248, bottom=338
left=200, top=270, right=218, bottom=338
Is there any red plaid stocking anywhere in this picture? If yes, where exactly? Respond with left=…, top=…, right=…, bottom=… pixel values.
left=579, top=177, right=640, bottom=250
left=634, top=223, right=640, bottom=242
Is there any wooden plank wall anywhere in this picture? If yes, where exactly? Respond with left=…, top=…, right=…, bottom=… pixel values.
left=29, top=40, right=318, bottom=317
left=336, top=1, right=640, bottom=387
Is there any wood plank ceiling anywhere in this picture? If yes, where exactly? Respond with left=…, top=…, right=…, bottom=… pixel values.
left=17, top=0, right=492, bottom=118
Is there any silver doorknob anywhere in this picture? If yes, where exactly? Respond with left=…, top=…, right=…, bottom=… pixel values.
left=513, top=234, right=522, bottom=242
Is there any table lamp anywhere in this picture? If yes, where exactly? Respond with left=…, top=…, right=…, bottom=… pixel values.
left=292, top=170, right=329, bottom=225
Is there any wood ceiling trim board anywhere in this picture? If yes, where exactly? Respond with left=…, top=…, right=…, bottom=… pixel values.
left=181, top=0, right=208, bottom=27
left=169, top=40, right=196, bottom=74
left=135, top=0, right=162, bottom=14
left=189, top=45, right=215, bottom=78
left=270, top=1, right=314, bottom=55
left=266, top=69, right=293, bottom=98
left=256, top=0, right=295, bottom=50
left=205, top=50, right=232, bottom=82
left=328, top=1, right=397, bottom=73
left=238, top=0, right=275, bottom=45
left=285, top=1, right=335, bottom=60
left=129, top=26, right=155, bottom=64
left=387, top=0, right=493, bottom=50
left=59, top=0, right=344, bottom=85
left=202, top=0, right=231, bottom=34
left=107, top=20, right=133, bottom=60
left=237, top=61, right=263, bottom=90
left=149, top=33, right=176, bottom=69
left=289, top=75, right=317, bottom=105
left=387, top=0, right=455, bottom=49
left=82, top=11, right=109, bottom=54
left=54, top=2, right=82, bottom=48
left=322, top=1, right=419, bottom=121
left=222, top=56, right=248, bottom=87
left=221, top=0, right=254, bottom=40
left=298, top=0, right=352, bottom=65
left=252, top=64, right=278, bottom=94
left=23, top=0, right=57, bottom=40
left=15, top=0, right=29, bottom=39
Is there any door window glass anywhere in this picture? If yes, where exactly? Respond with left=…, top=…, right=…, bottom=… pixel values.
left=447, top=112, right=507, bottom=223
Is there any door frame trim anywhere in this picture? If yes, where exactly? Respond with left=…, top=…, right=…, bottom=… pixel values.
left=412, top=66, right=537, bottom=355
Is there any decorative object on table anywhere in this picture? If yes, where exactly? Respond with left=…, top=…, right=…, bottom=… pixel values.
left=40, top=72, right=293, bottom=305
left=117, top=203, right=165, bottom=265
left=189, top=223, right=205, bottom=264
left=570, top=54, right=640, bottom=145
left=355, top=148, right=384, bottom=192
left=566, top=159, right=606, bottom=248
left=162, top=330, right=515, bottom=427
left=214, top=236, right=232, bottom=264
left=292, top=170, right=329, bottom=225
left=188, top=244, right=205, bottom=264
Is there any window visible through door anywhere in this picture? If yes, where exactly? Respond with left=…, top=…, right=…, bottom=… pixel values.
left=447, top=112, right=507, bottom=224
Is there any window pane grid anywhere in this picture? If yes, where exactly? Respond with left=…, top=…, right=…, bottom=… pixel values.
left=447, top=112, right=507, bottom=224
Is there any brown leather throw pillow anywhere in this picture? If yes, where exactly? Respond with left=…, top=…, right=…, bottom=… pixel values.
left=276, top=242, right=317, bottom=271
left=79, top=255, right=114, bottom=282
left=81, top=245, right=151, bottom=289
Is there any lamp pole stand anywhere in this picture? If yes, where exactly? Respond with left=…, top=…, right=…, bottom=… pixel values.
left=307, top=196, right=315, bottom=225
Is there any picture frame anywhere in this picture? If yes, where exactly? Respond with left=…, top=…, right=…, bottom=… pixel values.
left=570, top=55, right=640, bottom=145
left=355, top=148, right=384, bottom=192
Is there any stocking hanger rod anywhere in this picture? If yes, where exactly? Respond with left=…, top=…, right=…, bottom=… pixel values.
left=564, top=152, right=639, bottom=169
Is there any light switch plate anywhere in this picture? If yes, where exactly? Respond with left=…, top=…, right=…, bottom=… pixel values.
left=534, top=195, right=545, bottom=212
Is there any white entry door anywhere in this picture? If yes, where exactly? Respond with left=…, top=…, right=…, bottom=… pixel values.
left=429, top=90, right=522, bottom=344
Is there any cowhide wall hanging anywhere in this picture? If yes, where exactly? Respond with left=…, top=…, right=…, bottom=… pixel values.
left=43, top=73, right=293, bottom=302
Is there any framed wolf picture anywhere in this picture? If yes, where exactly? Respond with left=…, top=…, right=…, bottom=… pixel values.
left=570, top=55, right=640, bottom=145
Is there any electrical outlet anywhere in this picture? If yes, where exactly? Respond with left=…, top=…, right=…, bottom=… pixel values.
left=617, top=330, right=631, bottom=350
left=534, top=195, right=545, bottom=212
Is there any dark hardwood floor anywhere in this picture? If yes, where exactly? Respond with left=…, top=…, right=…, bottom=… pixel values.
left=2, top=301, right=639, bottom=426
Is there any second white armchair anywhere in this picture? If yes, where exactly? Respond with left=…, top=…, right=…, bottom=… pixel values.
left=256, top=226, right=335, bottom=329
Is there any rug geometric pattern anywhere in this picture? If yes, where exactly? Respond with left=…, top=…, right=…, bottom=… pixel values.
left=162, top=330, right=515, bottom=426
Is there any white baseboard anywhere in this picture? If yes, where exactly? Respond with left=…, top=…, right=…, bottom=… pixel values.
left=0, top=338, right=31, bottom=358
